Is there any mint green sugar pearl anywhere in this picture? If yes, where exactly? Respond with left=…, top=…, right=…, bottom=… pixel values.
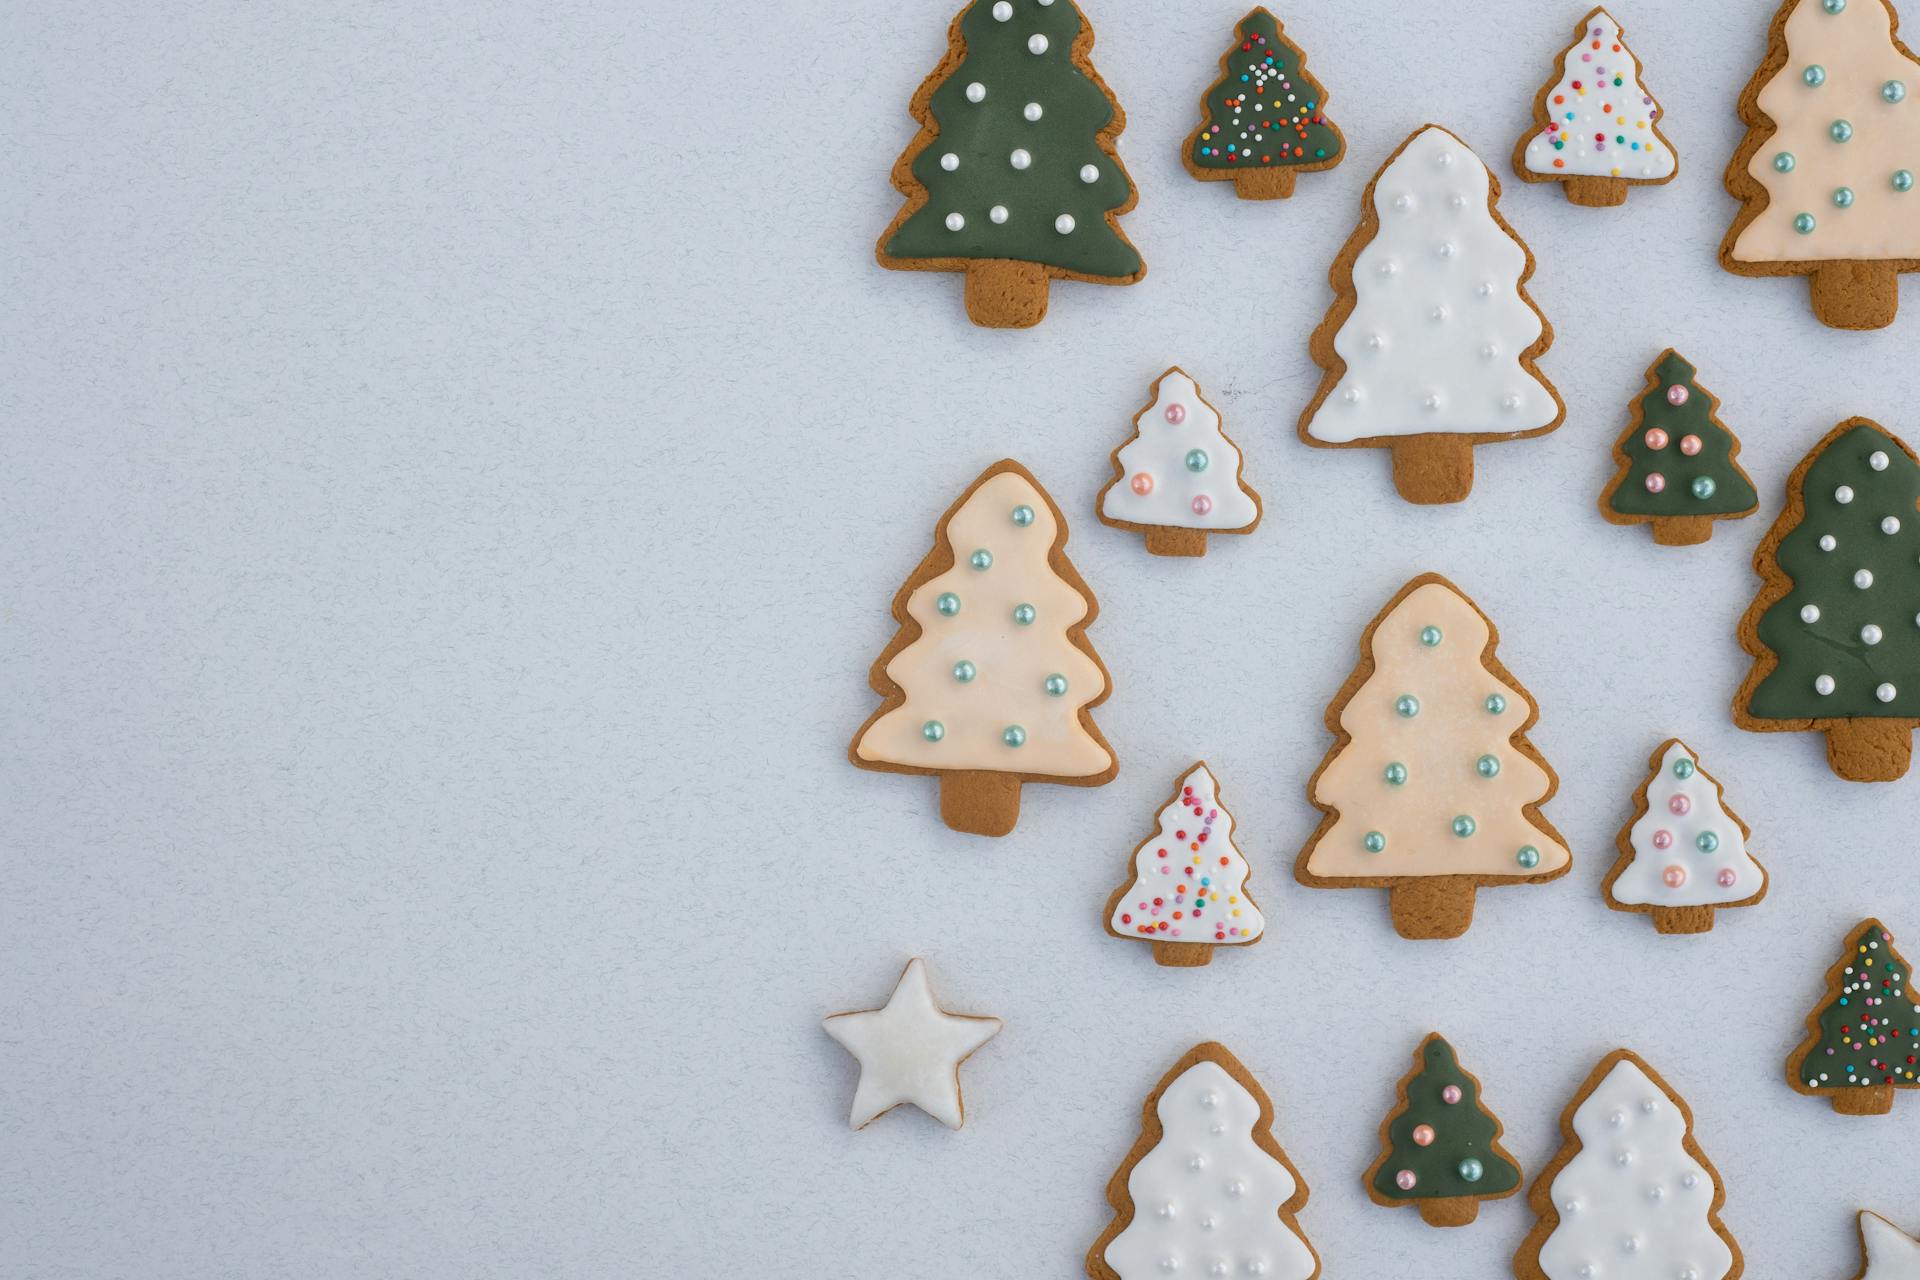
left=1363, top=831, right=1387, bottom=853
left=1774, top=151, right=1797, bottom=172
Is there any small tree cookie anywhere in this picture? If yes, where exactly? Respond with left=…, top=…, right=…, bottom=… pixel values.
left=1787, top=919, right=1920, bottom=1115
left=1088, top=1042, right=1319, bottom=1280
left=1602, top=740, right=1767, bottom=935
left=1182, top=8, right=1344, bottom=200
left=1297, top=574, right=1571, bottom=940
left=1599, top=351, right=1759, bottom=547
left=1098, top=368, right=1261, bottom=557
left=1514, top=7, right=1677, bottom=206
left=850, top=459, right=1116, bottom=836
left=1364, top=1033, right=1522, bottom=1228
left=1103, top=762, right=1264, bottom=968
left=1734, top=418, right=1920, bottom=782
left=1299, top=125, right=1563, bottom=505
left=1721, top=0, right=1920, bottom=330
left=877, top=0, right=1145, bottom=329
left=1514, top=1049, right=1742, bottom=1280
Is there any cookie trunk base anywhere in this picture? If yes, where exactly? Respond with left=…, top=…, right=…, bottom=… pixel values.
left=1810, top=262, right=1899, bottom=332
left=1233, top=167, right=1297, bottom=201
left=1144, top=526, right=1208, bottom=557
left=1151, top=940, right=1213, bottom=968
left=1824, top=720, right=1914, bottom=783
left=939, top=770, right=1022, bottom=836
left=1830, top=1084, right=1895, bottom=1116
left=1390, top=436, right=1475, bottom=505
left=1563, top=175, right=1628, bottom=207
left=1651, top=905, right=1715, bottom=934
left=1388, top=878, right=1476, bottom=940
left=1416, top=1196, right=1479, bottom=1227
left=963, top=260, right=1050, bottom=330
left=1650, top=515, right=1713, bottom=546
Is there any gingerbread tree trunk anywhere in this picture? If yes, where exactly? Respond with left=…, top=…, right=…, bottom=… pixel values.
left=1600, top=351, right=1759, bottom=547
left=1603, top=740, right=1768, bottom=935
left=1514, top=1050, right=1740, bottom=1280
left=1098, top=368, right=1262, bottom=558
left=1721, top=0, right=1920, bottom=330
left=1365, top=1034, right=1522, bottom=1228
left=850, top=459, right=1116, bottom=836
left=1734, top=419, right=1920, bottom=783
left=1297, top=574, right=1570, bottom=940
left=1089, top=1043, right=1319, bottom=1280
left=877, top=0, right=1145, bottom=329
left=1298, top=126, right=1563, bottom=505
left=1183, top=8, right=1343, bottom=200
left=1104, top=762, right=1264, bottom=968
left=1514, top=7, right=1677, bottom=206
left=1787, top=919, right=1919, bottom=1115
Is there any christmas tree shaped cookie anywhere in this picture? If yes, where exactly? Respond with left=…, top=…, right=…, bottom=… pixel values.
left=1103, top=762, right=1264, bottom=968
left=1721, top=0, right=1920, bottom=329
left=1088, top=1042, right=1319, bottom=1280
left=1182, top=8, right=1344, bottom=200
left=1098, top=368, right=1262, bottom=557
left=1602, top=740, right=1767, bottom=935
left=1600, top=351, right=1759, bottom=546
left=1299, top=125, right=1563, bottom=505
left=877, top=0, right=1145, bottom=329
left=1515, top=8, right=1677, bottom=206
left=1786, top=919, right=1920, bottom=1115
left=1297, top=574, right=1571, bottom=940
left=850, top=459, right=1116, bottom=836
left=1734, top=419, right=1920, bottom=782
left=1514, top=1049, right=1742, bottom=1280
left=1850, top=1211, right=1920, bottom=1277
left=1364, top=1033, right=1522, bottom=1228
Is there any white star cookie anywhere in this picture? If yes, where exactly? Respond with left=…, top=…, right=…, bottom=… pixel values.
left=1859, top=1211, right=1920, bottom=1280
left=822, top=957, right=1001, bottom=1130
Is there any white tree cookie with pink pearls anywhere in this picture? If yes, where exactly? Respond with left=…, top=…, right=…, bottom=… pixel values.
left=1098, top=367, right=1261, bottom=557
left=1602, top=739, right=1768, bottom=935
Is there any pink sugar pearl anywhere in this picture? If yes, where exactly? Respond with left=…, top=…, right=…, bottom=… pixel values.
left=1652, top=829, right=1673, bottom=850
left=1645, top=473, right=1667, bottom=494
left=1131, top=472, right=1154, bottom=496
left=1396, top=1170, right=1417, bottom=1191
left=1680, top=434, right=1703, bottom=456
left=1663, top=865, right=1687, bottom=888
left=1440, top=1085, right=1462, bottom=1104
left=1191, top=494, right=1213, bottom=517
left=1164, top=403, right=1187, bottom=425
left=1644, top=428, right=1669, bottom=450
left=1717, top=869, right=1737, bottom=888
left=1667, top=384, right=1690, bottom=407
left=1669, top=795, right=1691, bottom=816
left=1412, top=1124, right=1435, bottom=1146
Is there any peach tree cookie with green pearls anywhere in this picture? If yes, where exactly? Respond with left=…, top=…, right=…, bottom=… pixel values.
left=1364, top=1033, right=1522, bottom=1228
left=1786, top=919, right=1920, bottom=1115
left=877, top=0, right=1144, bottom=329
left=1182, top=8, right=1343, bottom=201
left=1600, top=351, right=1758, bottom=547
left=1734, top=418, right=1920, bottom=782
left=1514, top=8, right=1677, bottom=207
left=1601, top=740, right=1767, bottom=935
left=1722, top=0, right=1920, bottom=330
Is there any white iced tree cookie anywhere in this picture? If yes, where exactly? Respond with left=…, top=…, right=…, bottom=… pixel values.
left=1098, top=368, right=1261, bottom=557
left=1299, top=125, right=1562, bottom=505
left=1515, top=8, right=1677, bottom=206
left=1722, top=0, right=1920, bottom=330
left=1603, top=740, right=1768, bottom=935
left=1089, top=1043, right=1319, bottom=1280
left=821, top=957, right=1002, bottom=1130
left=1103, top=762, right=1264, bottom=968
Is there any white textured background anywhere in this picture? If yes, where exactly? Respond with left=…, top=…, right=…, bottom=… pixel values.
left=5, top=0, right=1919, bottom=1276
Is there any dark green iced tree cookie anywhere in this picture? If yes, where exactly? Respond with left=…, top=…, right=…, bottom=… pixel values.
left=1364, top=1033, right=1522, bottom=1227
left=1786, top=919, right=1919, bottom=1115
left=1182, top=8, right=1343, bottom=200
left=1599, top=350, right=1758, bottom=546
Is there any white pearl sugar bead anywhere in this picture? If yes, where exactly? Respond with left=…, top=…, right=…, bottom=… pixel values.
left=1010, top=148, right=1031, bottom=170
left=1856, top=569, right=1875, bottom=588
left=989, top=205, right=1009, bottom=223
left=940, top=152, right=959, bottom=171
left=1079, top=163, right=1098, bottom=183
left=1871, top=450, right=1891, bottom=470
left=1054, top=213, right=1075, bottom=234
left=1802, top=604, right=1822, bottom=623
left=1864, top=624, right=1884, bottom=645
left=1028, top=33, right=1048, bottom=54
left=966, top=82, right=986, bottom=103
left=991, top=0, right=1011, bottom=18
left=1836, top=484, right=1855, bottom=503
left=1423, top=393, right=1442, bottom=411
left=1816, top=674, right=1836, bottom=695
left=1024, top=102, right=1043, bottom=122
left=1820, top=534, right=1837, bottom=551
left=945, top=212, right=966, bottom=231
left=1884, top=516, right=1903, bottom=534
left=1879, top=683, right=1899, bottom=703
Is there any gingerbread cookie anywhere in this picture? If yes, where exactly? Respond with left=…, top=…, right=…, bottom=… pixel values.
left=877, top=0, right=1145, bottom=329
left=1098, top=368, right=1261, bottom=557
left=1786, top=918, right=1919, bottom=1115
left=1850, top=1211, right=1920, bottom=1277
left=1514, top=1049, right=1742, bottom=1280
left=1183, top=8, right=1343, bottom=200
left=1514, top=7, right=1677, bottom=206
left=1602, top=740, right=1767, bottom=934
left=1103, top=762, right=1263, bottom=968
left=1298, top=125, right=1563, bottom=505
left=1364, top=1033, right=1521, bottom=1227
left=1088, top=1042, right=1319, bottom=1280
left=850, top=459, right=1116, bottom=836
left=1296, top=573, right=1571, bottom=940
left=1721, top=0, right=1920, bottom=330
left=1733, top=418, right=1920, bottom=783
left=1599, top=351, right=1759, bottom=547
left=822, top=957, right=1002, bottom=1130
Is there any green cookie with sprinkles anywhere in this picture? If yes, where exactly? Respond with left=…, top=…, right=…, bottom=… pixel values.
left=1787, top=919, right=1920, bottom=1115
left=1183, top=8, right=1344, bottom=200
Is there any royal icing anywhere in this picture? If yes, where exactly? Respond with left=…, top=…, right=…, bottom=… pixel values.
left=1306, top=580, right=1571, bottom=879
left=1372, top=1035, right=1521, bottom=1204
left=1797, top=922, right=1920, bottom=1093
left=854, top=467, right=1111, bottom=776
left=1859, top=1211, right=1920, bottom=1280
left=1732, top=0, right=1920, bottom=261
left=1305, top=127, right=1557, bottom=443
left=1102, top=1059, right=1316, bottom=1280
left=1108, top=764, right=1264, bottom=947
left=822, top=957, right=1002, bottom=1130
left=1190, top=9, right=1341, bottom=172
left=1612, top=743, right=1765, bottom=908
left=1604, top=352, right=1758, bottom=520
left=1538, top=1058, right=1734, bottom=1280
left=1101, top=371, right=1259, bottom=532
left=1522, top=10, right=1675, bottom=181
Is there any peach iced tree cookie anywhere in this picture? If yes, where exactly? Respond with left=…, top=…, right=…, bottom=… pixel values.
left=1515, top=7, right=1677, bottom=206
left=1183, top=8, right=1343, bottom=200
left=1787, top=919, right=1920, bottom=1114
left=1297, top=574, right=1570, bottom=940
left=1103, top=762, right=1263, bottom=968
left=1098, top=368, right=1261, bottom=558
left=1599, top=351, right=1759, bottom=547
left=1602, top=740, right=1767, bottom=935
left=850, top=459, right=1115, bottom=836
